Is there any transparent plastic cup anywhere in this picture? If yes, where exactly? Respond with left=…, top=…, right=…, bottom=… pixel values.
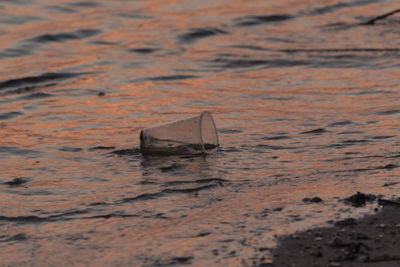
left=140, top=111, right=219, bottom=155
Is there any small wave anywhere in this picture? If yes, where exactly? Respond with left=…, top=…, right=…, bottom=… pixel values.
left=117, top=184, right=221, bottom=204
left=0, top=48, right=32, bottom=59
left=327, top=120, right=353, bottom=127
left=212, top=58, right=310, bottom=69
left=158, top=163, right=185, bottom=172
left=30, top=29, right=100, bottom=43
left=89, top=146, right=116, bottom=151
left=164, top=178, right=227, bottom=186
left=375, top=110, right=400, bottom=116
left=234, top=14, right=293, bottom=27
left=3, top=177, right=29, bottom=187
left=0, top=209, right=93, bottom=224
left=146, top=75, right=199, bottom=81
left=218, top=129, right=243, bottom=134
left=0, top=72, right=85, bottom=90
left=0, top=111, right=23, bottom=120
left=301, top=128, right=327, bottom=134
left=326, top=139, right=371, bottom=149
left=255, top=144, right=299, bottom=150
left=370, top=135, right=394, bottom=140
left=308, top=0, right=376, bottom=16
left=110, top=148, right=141, bottom=156
left=19, top=92, right=53, bottom=100
left=128, top=48, right=159, bottom=54
left=0, top=146, right=40, bottom=156
left=262, top=135, right=291, bottom=140
left=0, top=233, right=28, bottom=242
left=178, top=27, right=228, bottom=43
left=59, top=146, right=83, bottom=152
left=67, top=1, right=101, bottom=8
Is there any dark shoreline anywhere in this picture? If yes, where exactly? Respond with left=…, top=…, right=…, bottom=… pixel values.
left=271, top=201, right=400, bottom=267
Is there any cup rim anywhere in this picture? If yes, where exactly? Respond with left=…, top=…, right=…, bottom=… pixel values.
left=199, top=110, right=219, bottom=152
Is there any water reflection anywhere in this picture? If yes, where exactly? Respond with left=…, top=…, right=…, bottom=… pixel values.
left=0, top=0, right=399, bottom=265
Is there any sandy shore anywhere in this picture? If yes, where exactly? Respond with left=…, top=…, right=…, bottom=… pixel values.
left=271, top=195, right=400, bottom=267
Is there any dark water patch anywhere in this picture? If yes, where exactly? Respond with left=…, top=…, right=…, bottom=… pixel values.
left=0, top=209, right=110, bottom=224
left=316, top=163, right=398, bottom=175
left=0, top=48, right=32, bottom=59
left=218, top=129, right=242, bottom=134
left=281, top=48, right=400, bottom=53
left=30, top=29, right=100, bottom=43
left=2, top=83, right=56, bottom=96
left=3, top=177, right=29, bottom=187
left=261, top=135, right=291, bottom=141
left=327, top=120, right=353, bottom=127
left=164, top=178, right=227, bottom=186
left=0, top=111, right=23, bottom=120
left=0, top=215, right=52, bottom=223
left=301, top=128, right=327, bottom=134
left=261, top=96, right=293, bottom=101
left=67, top=1, right=101, bottom=8
left=1, top=233, right=28, bottom=242
left=226, top=45, right=268, bottom=51
left=87, top=201, right=109, bottom=206
left=326, top=139, right=370, bottom=149
left=0, top=72, right=84, bottom=90
left=375, top=164, right=398, bottom=170
left=375, top=109, right=400, bottom=115
left=89, top=146, right=116, bottom=151
left=370, top=135, right=394, bottom=140
left=159, top=163, right=185, bottom=172
left=360, top=8, right=400, bottom=25
left=178, top=27, right=228, bottom=43
left=0, top=146, right=39, bottom=157
left=212, top=58, right=310, bottom=69
left=0, top=0, right=32, bottom=5
left=59, top=146, right=83, bottom=152
left=235, top=14, right=293, bottom=27
left=341, top=139, right=370, bottom=144
left=146, top=75, right=198, bottom=82
left=46, top=5, right=77, bottom=13
left=308, top=0, right=377, bottom=16
left=255, top=144, right=298, bottom=150
left=19, top=92, right=53, bottom=100
left=195, top=232, right=211, bottom=237
left=117, top=13, right=154, bottom=20
left=110, top=148, right=141, bottom=156
left=88, top=213, right=139, bottom=220
left=347, top=89, right=395, bottom=96
left=302, top=197, right=323, bottom=203
left=384, top=182, right=400, bottom=187
left=117, top=184, right=220, bottom=204
left=92, top=40, right=119, bottom=45
left=128, top=48, right=159, bottom=54
left=219, top=147, right=241, bottom=153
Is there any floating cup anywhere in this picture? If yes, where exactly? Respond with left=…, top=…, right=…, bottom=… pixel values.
left=140, top=111, right=219, bottom=155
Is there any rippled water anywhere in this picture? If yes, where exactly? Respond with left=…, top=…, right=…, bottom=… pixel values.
left=1, top=0, right=399, bottom=265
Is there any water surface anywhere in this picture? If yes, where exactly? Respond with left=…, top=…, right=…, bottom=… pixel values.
left=0, top=0, right=399, bottom=265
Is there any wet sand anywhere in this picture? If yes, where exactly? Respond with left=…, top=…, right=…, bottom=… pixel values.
left=272, top=196, right=400, bottom=267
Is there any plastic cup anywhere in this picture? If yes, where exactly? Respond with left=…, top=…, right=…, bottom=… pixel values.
left=140, top=111, right=219, bottom=155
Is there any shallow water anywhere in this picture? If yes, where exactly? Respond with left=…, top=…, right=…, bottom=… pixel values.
left=0, top=0, right=399, bottom=265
